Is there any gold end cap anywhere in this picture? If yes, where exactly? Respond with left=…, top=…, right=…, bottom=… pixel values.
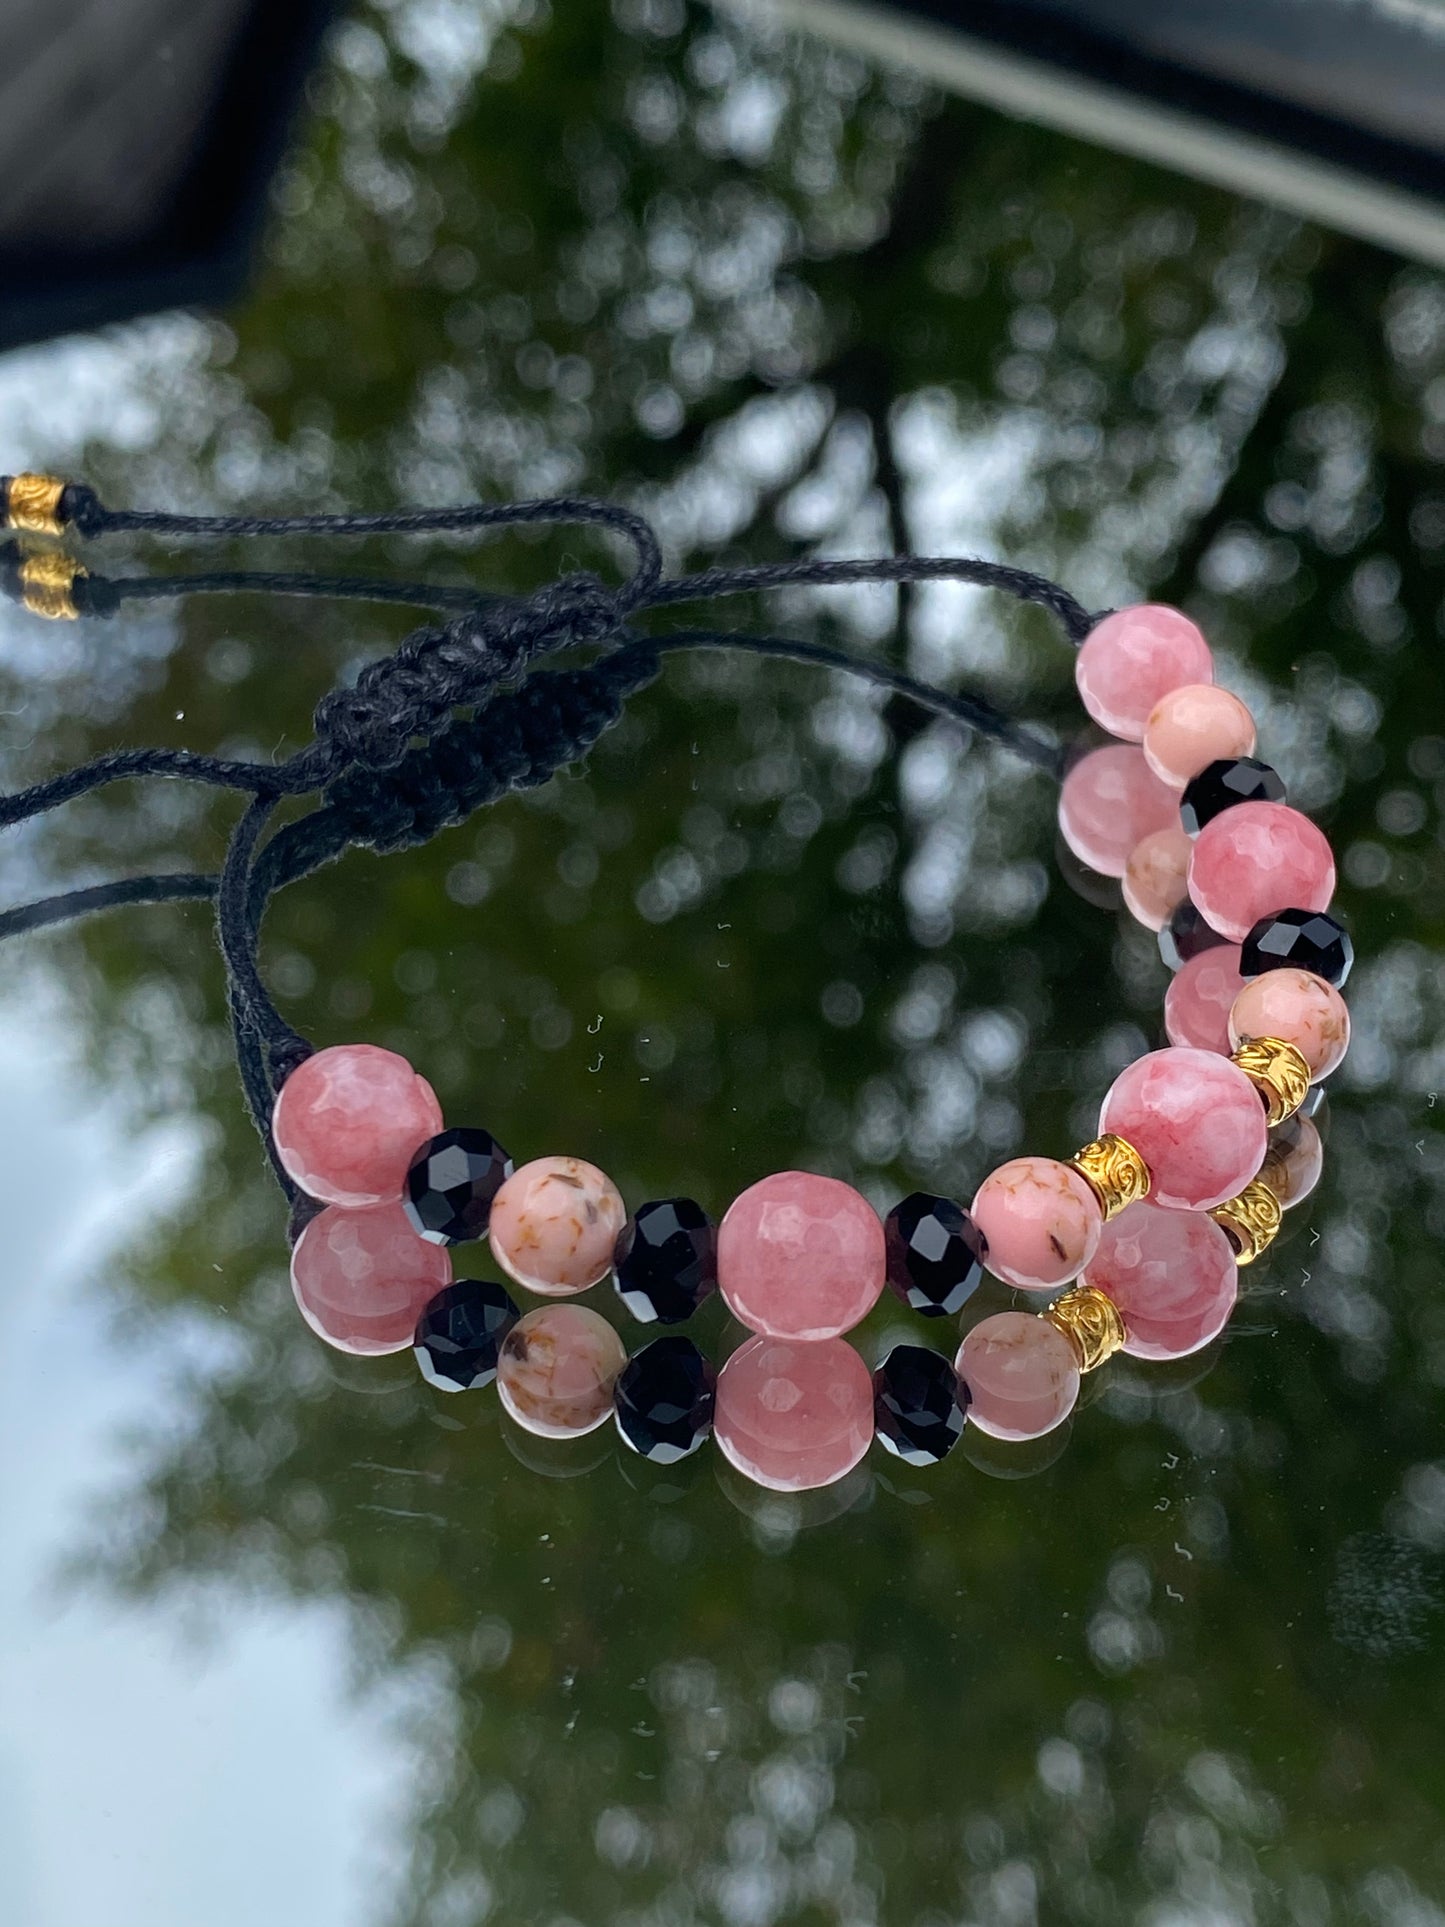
left=1045, top=1283, right=1127, bottom=1372
left=1070, top=1133, right=1150, bottom=1219
left=19, top=550, right=84, bottom=620
left=5, top=473, right=68, bottom=538
left=1210, top=1178, right=1283, bottom=1265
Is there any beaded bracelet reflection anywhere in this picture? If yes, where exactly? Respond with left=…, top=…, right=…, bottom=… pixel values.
left=0, top=481, right=1352, bottom=1495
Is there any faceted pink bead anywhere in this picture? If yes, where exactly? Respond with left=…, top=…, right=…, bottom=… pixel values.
left=1058, top=745, right=1179, bottom=879
left=489, top=1157, right=626, bottom=1297
left=1258, top=1114, right=1324, bottom=1210
left=1123, top=825, right=1193, bottom=931
left=496, top=1304, right=626, bottom=1437
left=1099, top=1046, right=1267, bottom=1212
left=1081, top=1200, right=1237, bottom=1360
left=717, top=1172, right=885, bottom=1340
left=1074, top=605, right=1214, bottom=741
left=955, top=1312, right=1079, bottom=1441
left=1143, top=683, right=1256, bottom=790
left=970, top=1156, right=1103, bottom=1291
left=291, top=1201, right=452, bottom=1355
left=272, top=1044, right=443, bottom=1207
left=1164, top=945, right=1246, bottom=1055
left=713, top=1335, right=874, bottom=1491
left=1228, top=968, right=1350, bottom=1079
left=1188, top=801, right=1336, bottom=943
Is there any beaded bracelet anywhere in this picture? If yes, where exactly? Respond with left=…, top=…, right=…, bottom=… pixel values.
left=270, top=603, right=1349, bottom=1494
left=0, top=477, right=1351, bottom=1495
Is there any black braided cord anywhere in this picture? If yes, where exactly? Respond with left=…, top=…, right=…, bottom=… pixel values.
left=0, top=483, right=1105, bottom=1198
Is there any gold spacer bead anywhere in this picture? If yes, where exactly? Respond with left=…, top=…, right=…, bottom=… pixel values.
left=19, top=550, right=84, bottom=620
left=5, top=473, right=68, bottom=537
left=1209, top=1178, right=1283, bottom=1266
left=1230, top=1035, right=1311, bottom=1126
left=1070, top=1133, right=1151, bottom=1219
left=1045, top=1284, right=1128, bottom=1372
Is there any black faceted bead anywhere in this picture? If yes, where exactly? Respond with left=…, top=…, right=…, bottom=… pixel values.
left=614, top=1198, right=717, bottom=1324
left=414, top=1278, right=519, bottom=1391
left=404, top=1128, right=514, bottom=1245
left=873, top=1344, right=969, bottom=1466
left=1180, top=757, right=1286, bottom=837
left=614, top=1336, right=717, bottom=1463
left=1240, top=907, right=1353, bottom=988
left=884, top=1192, right=986, bottom=1318
left=1158, top=898, right=1229, bottom=973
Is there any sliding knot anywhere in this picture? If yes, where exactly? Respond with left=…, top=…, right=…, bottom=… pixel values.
left=309, top=571, right=626, bottom=778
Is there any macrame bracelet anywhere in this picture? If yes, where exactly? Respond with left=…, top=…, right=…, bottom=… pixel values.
left=0, top=480, right=1352, bottom=1494
left=263, top=597, right=1348, bottom=1489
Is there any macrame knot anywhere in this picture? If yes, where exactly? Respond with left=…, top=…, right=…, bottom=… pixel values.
left=309, top=571, right=625, bottom=777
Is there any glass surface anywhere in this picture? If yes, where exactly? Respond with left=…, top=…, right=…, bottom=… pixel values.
left=0, top=5, right=1443, bottom=1923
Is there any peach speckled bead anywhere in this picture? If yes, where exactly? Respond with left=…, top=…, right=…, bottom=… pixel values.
left=272, top=1044, right=444, bottom=1207
left=1188, top=801, right=1336, bottom=943
left=1228, top=967, right=1350, bottom=1080
left=1143, top=683, right=1256, bottom=790
left=1123, top=825, right=1193, bottom=931
left=714, top=1335, right=874, bottom=1491
left=1081, top=1200, right=1237, bottom=1360
left=1258, top=1114, right=1324, bottom=1210
left=1099, top=1046, right=1267, bottom=1212
left=489, top=1157, right=626, bottom=1296
left=970, top=1156, right=1103, bottom=1291
left=1164, top=945, right=1246, bottom=1055
left=956, top=1312, right=1080, bottom=1441
left=1057, top=744, right=1179, bottom=878
left=291, top=1201, right=452, bottom=1356
left=497, top=1304, right=626, bottom=1437
left=718, top=1172, right=885, bottom=1340
left=1074, top=605, right=1214, bottom=740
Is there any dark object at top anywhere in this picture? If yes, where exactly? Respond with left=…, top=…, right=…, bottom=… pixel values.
left=1240, top=909, right=1354, bottom=988
left=819, top=0, right=1445, bottom=271
left=1180, top=758, right=1286, bottom=837
left=0, top=0, right=337, bottom=354
left=883, top=1191, right=986, bottom=1318
left=614, top=1198, right=718, bottom=1325
left=405, top=1128, right=515, bottom=1246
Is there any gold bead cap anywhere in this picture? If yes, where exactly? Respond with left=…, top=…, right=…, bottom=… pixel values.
left=4, top=473, right=68, bottom=537
left=1210, top=1178, right=1283, bottom=1265
left=1045, top=1284, right=1127, bottom=1372
left=1230, top=1035, right=1310, bottom=1126
left=1070, top=1134, right=1150, bottom=1219
left=18, top=550, right=84, bottom=620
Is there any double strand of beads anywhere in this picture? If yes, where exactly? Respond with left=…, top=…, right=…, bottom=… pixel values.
left=271, top=597, right=1349, bottom=1491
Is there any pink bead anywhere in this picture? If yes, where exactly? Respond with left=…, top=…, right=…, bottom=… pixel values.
left=1143, top=683, right=1256, bottom=790
left=955, top=1312, right=1079, bottom=1441
left=1081, top=1201, right=1237, bottom=1360
left=1228, top=968, right=1350, bottom=1079
left=1188, top=802, right=1336, bottom=943
left=970, top=1156, right=1103, bottom=1291
left=1164, top=945, right=1246, bottom=1054
left=1058, top=745, right=1179, bottom=878
left=1099, top=1046, right=1267, bottom=1212
left=488, top=1157, right=626, bottom=1297
left=497, top=1304, right=626, bottom=1437
left=291, top=1201, right=451, bottom=1355
left=1123, top=826, right=1193, bottom=931
left=1258, top=1114, right=1324, bottom=1210
left=272, top=1044, right=444, bottom=1207
left=1075, top=605, right=1214, bottom=740
left=714, top=1335, right=874, bottom=1491
left=717, top=1172, right=885, bottom=1340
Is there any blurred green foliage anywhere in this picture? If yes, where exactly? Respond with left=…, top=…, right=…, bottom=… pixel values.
left=2, top=0, right=1445, bottom=1920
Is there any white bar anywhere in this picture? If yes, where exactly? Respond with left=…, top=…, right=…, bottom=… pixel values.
left=775, top=0, right=1445, bottom=269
